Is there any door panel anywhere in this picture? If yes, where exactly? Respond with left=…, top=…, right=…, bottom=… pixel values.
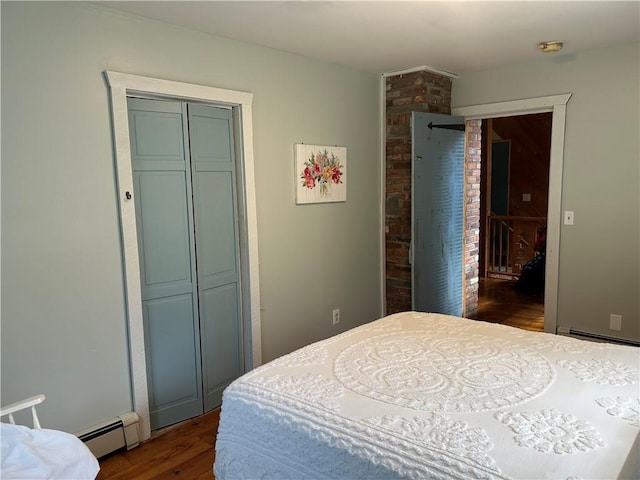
left=193, top=172, right=237, bottom=284
left=128, top=99, right=186, bottom=171
left=187, top=104, right=243, bottom=412
left=133, top=115, right=183, bottom=158
left=189, top=114, right=233, bottom=164
left=144, top=295, right=200, bottom=427
left=128, top=97, right=203, bottom=429
left=200, top=284, right=242, bottom=408
left=412, top=112, right=465, bottom=316
left=134, top=172, right=192, bottom=296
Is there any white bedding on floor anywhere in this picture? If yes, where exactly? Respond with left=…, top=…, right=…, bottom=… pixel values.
left=214, top=311, right=640, bottom=480
left=1, top=422, right=100, bottom=479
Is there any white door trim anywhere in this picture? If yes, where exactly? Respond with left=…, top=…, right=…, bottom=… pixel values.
left=378, top=75, right=387, bottom=316
left=104, top=71, right=262, bottom=440
left=453, top=93, right=571, bottom=335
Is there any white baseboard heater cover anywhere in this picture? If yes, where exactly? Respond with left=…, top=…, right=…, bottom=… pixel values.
left=557, top=326, right=640, bottom=347
left=77, top=412, right=140, bottom=459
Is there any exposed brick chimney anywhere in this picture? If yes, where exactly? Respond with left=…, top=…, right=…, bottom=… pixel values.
left=385, top=70, right=479, bottom=316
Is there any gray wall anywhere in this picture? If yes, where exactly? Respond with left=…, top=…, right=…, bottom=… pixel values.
left=453, top=43, right=640, bottom=342
left=1, top=2, right=382, bottom=433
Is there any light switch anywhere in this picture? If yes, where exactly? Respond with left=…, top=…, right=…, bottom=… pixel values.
left=522, top=193, right=531, bottom=202
left=564, top=211, right=574, bottom=225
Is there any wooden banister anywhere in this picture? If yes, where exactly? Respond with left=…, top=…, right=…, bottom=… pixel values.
left=485, top=216, right=546, bottom=280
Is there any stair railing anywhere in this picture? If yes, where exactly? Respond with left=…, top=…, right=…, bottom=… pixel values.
left=485, top=216, right=546, bottom=279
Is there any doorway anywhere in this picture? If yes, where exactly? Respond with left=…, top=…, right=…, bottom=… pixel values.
left=105, top=71, right=262, bottom=440
left=477, top=114, right=551, bottom=332
left=453, top=93, right=571, bottom=335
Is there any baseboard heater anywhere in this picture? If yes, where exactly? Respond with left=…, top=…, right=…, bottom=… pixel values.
left=557, top=327, right=640, bottom=347
left=76, top=412, right=140, bottom=459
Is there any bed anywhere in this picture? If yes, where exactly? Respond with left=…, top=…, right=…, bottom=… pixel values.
left=1, top=394, right=100, bottom=479
left=214, top=311, right=639, bottom=480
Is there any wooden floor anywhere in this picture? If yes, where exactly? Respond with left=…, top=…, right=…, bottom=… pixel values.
left=473, top=277, right=544, bottom=332
left=96, top=409, right=219, bottom=480
left=97, top=279, right=542, bottom=479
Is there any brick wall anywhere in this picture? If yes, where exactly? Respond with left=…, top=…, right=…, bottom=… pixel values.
left=385, top=70, right=452, bottom=314
left=384, top=70, right=480, bottom=316
left=463, top=120, right=482, bottom=317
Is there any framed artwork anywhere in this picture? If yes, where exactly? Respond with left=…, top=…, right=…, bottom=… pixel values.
left=295, top=144, right=347, bottom=204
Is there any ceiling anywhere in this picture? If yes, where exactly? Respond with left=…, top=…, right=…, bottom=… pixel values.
left=97, top=1, right=640, bottom=76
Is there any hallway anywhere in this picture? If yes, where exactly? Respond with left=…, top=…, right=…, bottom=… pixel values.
left=474, top=278, right=544, bottom=332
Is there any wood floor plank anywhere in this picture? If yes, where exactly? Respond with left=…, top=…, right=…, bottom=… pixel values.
left=474, top=278, right=544, bottom=332
left=168, top=449, right=217, bottom=478
left=97, top=409, right=219, bottom=479
left=123, top=442, right=211, bottom=480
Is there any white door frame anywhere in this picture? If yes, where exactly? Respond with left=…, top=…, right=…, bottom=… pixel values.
left=105, top=71, right=262, bottom=440
left=453, top=93, right=571, bottom=334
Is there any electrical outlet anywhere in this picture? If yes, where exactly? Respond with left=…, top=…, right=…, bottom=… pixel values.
left=564, top=210, right=574, bottom=225
left=609, top=314, right=622, bottom=331
left=332, top=309, right=341, bottom=325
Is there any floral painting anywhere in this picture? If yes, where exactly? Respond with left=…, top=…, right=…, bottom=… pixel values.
left=295, top=144, right=347, bottom=204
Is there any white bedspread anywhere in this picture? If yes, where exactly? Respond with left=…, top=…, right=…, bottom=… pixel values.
left=1, top=422, right=99, bottom=479
left=214, top=312, right=640, bottom=480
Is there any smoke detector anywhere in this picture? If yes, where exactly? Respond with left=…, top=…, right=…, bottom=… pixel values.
left=538, top=41, right=564, bottom=53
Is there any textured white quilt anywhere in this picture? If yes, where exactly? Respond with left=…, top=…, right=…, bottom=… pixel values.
left=214, top=312, right=640, bottom=480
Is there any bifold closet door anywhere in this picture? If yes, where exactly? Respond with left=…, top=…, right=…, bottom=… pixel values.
left=127, top=98, right=243, bottom=429
left=128, top=97, right=203, bottom=429
left=188, top=104, right=243, bottom=412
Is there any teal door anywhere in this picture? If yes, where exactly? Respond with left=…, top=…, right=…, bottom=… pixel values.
left=491, top=140, right=510, bottom=216
left=412, top=112, right=465, bottom=316
left=188, top=105, right=243, bottom=411
left=128, top=98, right=242, bottom=429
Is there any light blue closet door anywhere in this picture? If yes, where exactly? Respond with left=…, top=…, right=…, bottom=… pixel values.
left=187, top=104, right=243, bottom=412
left=412, top=112, right=465, bottom=316
left=128, top=98, right=203, bottom=429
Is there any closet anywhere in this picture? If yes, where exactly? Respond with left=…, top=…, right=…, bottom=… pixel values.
left=127, top=97, right=242, bottom=430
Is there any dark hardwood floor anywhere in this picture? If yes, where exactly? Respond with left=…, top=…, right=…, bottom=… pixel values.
left=97, top=280, right=542, bottom=479
left=96, top=409, right=219, bottom=480
left=473, top=277, right=544, bottom=332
